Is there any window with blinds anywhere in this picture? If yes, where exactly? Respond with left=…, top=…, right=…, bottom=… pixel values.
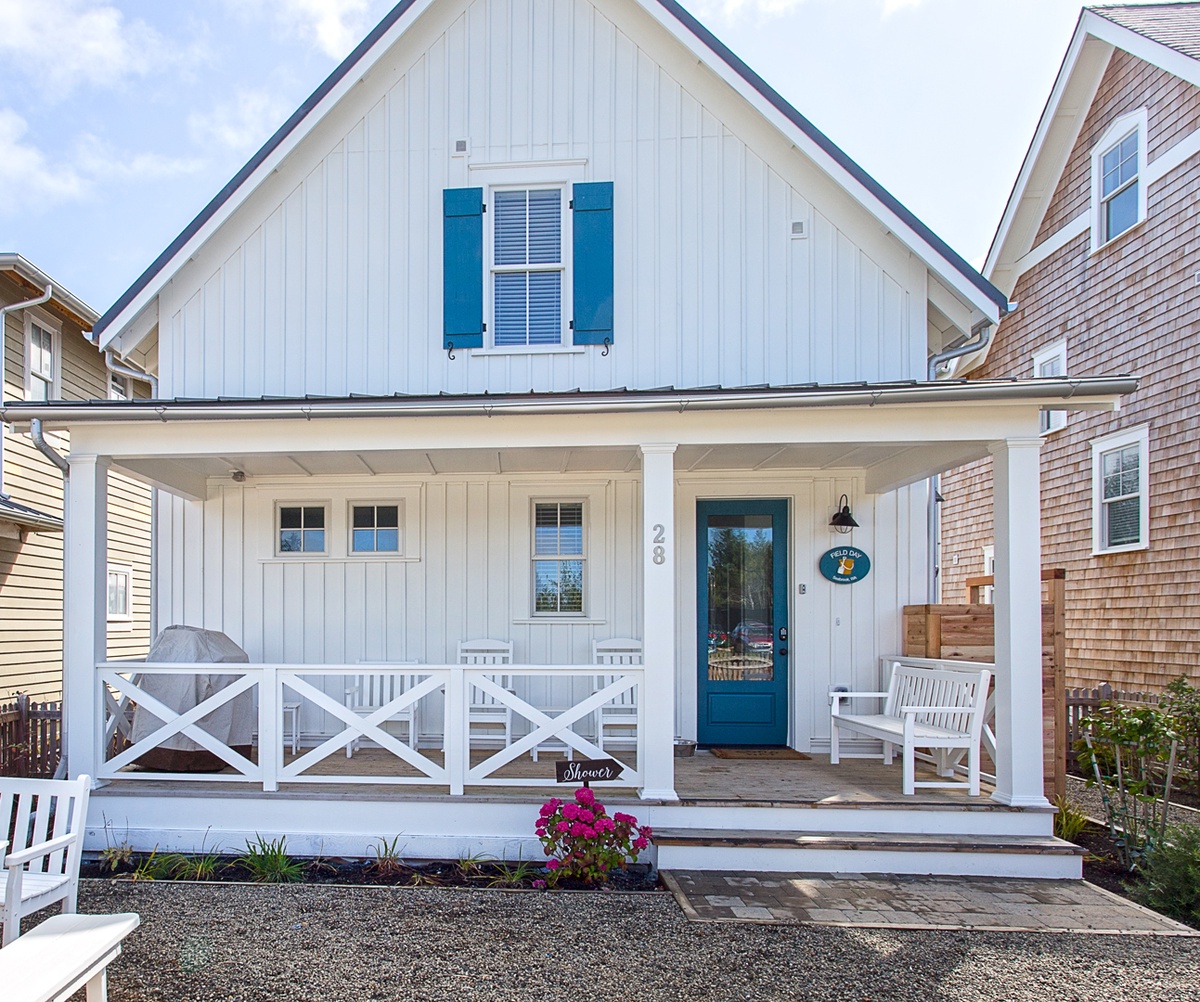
left=1092, top=425, right=1149, bottom=553
left=492, top=188, right=564, bottom=347
left=532, top=501, right=584, bottom=614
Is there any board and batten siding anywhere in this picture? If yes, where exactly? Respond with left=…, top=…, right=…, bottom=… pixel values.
left=157, top=471, right=926, bottom=748
left=156, top=0, right=925, bottom=401
left=1, top=276, right=153, bottom=700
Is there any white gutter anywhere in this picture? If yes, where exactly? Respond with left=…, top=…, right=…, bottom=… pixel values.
left=0, top=376, right=1138, bottom=426
left=105, top=350, right=158, bottom=398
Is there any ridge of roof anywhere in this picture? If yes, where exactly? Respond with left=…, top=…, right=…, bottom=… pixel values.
left=1091, top=2, right=1200, bottom=60
left=94, top=0, right=1005, bottom=340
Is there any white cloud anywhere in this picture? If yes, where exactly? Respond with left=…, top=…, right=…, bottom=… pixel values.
left=226, top=0, right=377, bottom=59
left=74, top=134, right=204, bottom=182
left=0, top=110, right=86, bottom=210
left=188, top=87, right=296, bottom=155
left=0, top=0, right=175, bottom=101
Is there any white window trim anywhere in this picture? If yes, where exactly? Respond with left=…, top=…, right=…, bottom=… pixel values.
left=468, top=160, right=586, bottom=355
left=346, top=500, right=404, bottom=558
left=1091, top=424, right=1150, bottom=555
left=109, top=371, right=132, bottom=400
left=1032, top=340, right=1069, bottom=434
left=107, top=564, right=134, bottom=628
left=980, top=545, right=995, bottom=605
left=24, top=309, right=61, bottom=402
left=1090, top=108, right=1148, bottom=252
left=275, top=501, right=332, bottom=557
left=530, top=498, right=587, bottom=618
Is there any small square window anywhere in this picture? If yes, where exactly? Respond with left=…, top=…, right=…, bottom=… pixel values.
left=278, top=505, right=327, bottom=554
left=351, top=504, right=401, bottom=553
left=533, top=501, right=584, bottom=614
left=107, top=566, right=133, bottom=621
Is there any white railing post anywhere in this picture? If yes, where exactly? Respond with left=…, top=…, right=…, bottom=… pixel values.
left=990, top=437, right=1050, bottom=808
left=446, top=664, right=466, bottom=795
left=639, top=444, right=678, bottom=800
left=260, top=666, right=278, bottom=792
left=64, top=454, right=109, bottom=788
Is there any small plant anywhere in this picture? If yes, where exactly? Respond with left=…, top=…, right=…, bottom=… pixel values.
left=1132, top=821, right=1200, bottom=927
left=366, top=835, right=407, bottom=878
left=130, top=846, right=181, bottom=882
left=455, top=853, right=490, bottom=880
left=535, top=787, right=652, bottom=886
left=1053, top=795, right=1089, bottom=843
left=171, top=849, right=224, bottom=881
left=488, top=860, right=538, bottom=888
left=235, top=835, right=305, bottom=883
left=98, top=814, right=135, bottom=873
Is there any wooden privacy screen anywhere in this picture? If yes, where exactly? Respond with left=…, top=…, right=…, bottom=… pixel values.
left=902, top=569, right=1066, bottom=799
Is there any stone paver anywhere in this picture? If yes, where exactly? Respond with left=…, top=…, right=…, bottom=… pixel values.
left=662, top=870, right=1198, bottom=934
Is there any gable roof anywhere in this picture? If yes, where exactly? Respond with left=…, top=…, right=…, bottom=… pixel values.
left=94, top=0, right=1005, bottom=348
left=1093, top=2, right=1200, bottom=59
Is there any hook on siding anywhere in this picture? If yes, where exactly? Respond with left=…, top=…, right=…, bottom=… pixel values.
left=446, top=341, right=456, bottom=361
left=601, top=337, right=611, bottom=357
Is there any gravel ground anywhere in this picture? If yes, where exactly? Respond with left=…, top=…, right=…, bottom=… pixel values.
left=1066, top=774, right=1200, bottom=825
left=75, top=880, right=1200, bottom=1002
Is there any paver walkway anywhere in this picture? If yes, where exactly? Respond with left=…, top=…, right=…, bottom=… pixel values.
left=662, top=870, right=1197, bottom=934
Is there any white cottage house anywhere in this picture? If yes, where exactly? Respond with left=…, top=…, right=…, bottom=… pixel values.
left=3, top=0, right=1133, bottom=876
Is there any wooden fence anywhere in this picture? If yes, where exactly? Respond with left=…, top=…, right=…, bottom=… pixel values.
left=1063, top=684, right=1160, bottom=775
left=0, top=694, right=62, bottom=777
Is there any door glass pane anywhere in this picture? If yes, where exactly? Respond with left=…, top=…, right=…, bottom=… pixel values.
left=705, top=514, right=774, bottom=682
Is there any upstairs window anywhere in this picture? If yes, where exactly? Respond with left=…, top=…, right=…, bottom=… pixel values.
left=109, top=372, right=131, bottom=400
left=26, top=318, right=58, bottom=401
left=1091, top=425, right=1149, bottom=554
left=491, top=187, right=565, bottom=348
left=533, top=501, right=584, bottom=614
left=1032, top=340, right=1068, bottom=434
left=1091, top=110, right=1147, bottom=249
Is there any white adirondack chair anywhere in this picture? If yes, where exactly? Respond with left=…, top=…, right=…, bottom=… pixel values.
left=592, top=639, right=642, bottom=752
left=345, top=663, right=421, bottom=757
left=458, top=640, right=514, bottom=749
left=1, top=774, right=90, bottom=946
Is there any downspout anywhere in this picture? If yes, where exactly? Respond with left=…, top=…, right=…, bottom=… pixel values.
left=105, top=350, right=160, bottom=640
left=925, top=319, right=994, bottom=604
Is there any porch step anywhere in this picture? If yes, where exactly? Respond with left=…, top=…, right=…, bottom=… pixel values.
left=653, top=829, right=1084, bottom=879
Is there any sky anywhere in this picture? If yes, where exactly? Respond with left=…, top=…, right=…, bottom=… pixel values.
left=0, top=0, right=1172, bottom=314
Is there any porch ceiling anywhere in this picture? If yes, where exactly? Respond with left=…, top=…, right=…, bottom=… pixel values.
left=111, top=441, right=989, bottom=497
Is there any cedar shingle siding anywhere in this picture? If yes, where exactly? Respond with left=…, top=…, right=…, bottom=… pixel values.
left=1, top=273, right=152, bottom=700
left=941, top=50, right=1200, bottom=692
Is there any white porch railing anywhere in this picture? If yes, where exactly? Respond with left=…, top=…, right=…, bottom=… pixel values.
left=97, top=662, right=644, bottom=794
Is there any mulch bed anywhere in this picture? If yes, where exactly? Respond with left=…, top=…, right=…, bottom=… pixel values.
left=1076, top=822, right=1141, bottom=898
left=81, top=856, right=661, bottom=892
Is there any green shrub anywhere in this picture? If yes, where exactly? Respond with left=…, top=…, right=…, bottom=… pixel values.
left=1053, top=795, right=1089, bottom=842
left=235, top=835, right=305, bottom=883
left=1133, top=822, right=1200, bottom=927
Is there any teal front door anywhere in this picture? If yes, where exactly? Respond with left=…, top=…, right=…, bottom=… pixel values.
left=696, top=500, right=789, bottom=746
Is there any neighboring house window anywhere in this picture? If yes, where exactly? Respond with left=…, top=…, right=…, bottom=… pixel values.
left=25, top=317, right=58, bottom=401
left=1091, top=425, right=1150, bottom=553
left=350, top=504, right=400, bottom=553
left=980, top=546, right=995, bottom=605
left=277, top=504, right=328, bottom=554
left=1032, top=340, right=1068, bottom=433
left=107, top=565, right=133, bottom=622
left=490, top=187, right=566, bottom=348
left=533, top=501, right=584, bottom=614
left=109, top=372, right=131, bottom=400
left=1091, top=110, right=1147, bottom=249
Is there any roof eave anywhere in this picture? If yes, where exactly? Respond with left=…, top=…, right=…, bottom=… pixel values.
left=0, top=253, right=101, bottom=330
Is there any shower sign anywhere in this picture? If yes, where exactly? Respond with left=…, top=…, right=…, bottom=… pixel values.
left=819, top=546, right=871, bottom=585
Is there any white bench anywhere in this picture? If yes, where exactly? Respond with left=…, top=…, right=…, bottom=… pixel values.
left=829, top=660, right=991, bottom=796
left=0, top=912, right=140, bottom=1002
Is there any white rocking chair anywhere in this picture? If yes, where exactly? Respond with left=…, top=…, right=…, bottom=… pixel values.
left=458, top=640, right=514, bottom=749
left=1, top=774, right=90, bottom=946
left=592, top=639, right=642, bottom=752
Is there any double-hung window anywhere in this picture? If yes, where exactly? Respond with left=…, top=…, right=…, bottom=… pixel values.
left=1091, top=425, right=1149, bottom=553
left=491, top=188, right=565, bottom=347
left=1091, top=110, right=1146, bottom=249
left=533, top=501, right=584, bottom=614
left=26, top=318, right=57, bottom=401
left=1032, top=341, right=1068, bottom=433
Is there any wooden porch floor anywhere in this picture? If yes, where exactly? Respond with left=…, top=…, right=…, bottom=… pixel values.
left=96, top=750, right=1006, bottom=809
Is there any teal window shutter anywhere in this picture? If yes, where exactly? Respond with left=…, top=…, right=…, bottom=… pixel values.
left=571, top=182, right=613, bottom=346
left=443, top=187, right=484, bottom=349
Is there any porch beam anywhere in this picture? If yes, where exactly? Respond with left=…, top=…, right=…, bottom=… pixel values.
left=64, top=454, right=109, bottom=787
left=639, top=443, right=678, bottom=801
left=988, top=437, right=1050, bottom=808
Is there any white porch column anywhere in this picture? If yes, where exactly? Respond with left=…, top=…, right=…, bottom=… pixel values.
left=64, top=454, right=109, bottom=785
left=639, top=444, right=678, bottom=801
left=989, top=437, right=1049, bottom=808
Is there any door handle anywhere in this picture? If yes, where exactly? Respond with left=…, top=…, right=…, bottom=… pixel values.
left=779, top=648, right=788, bottom=656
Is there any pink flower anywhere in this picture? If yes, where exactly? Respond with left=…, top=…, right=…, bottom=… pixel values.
left=546, top=859, right=560, bottom=871
left=539, top=799, right=560, bottom=817
left=555, top=821, right=569, bottom=833
left=614, top=812, right=636, bottom=825
left=575, top=787, right=595, bottom=804
left=578, top=808, right=594, bottom=823
left=532, top=879, right=547, bottom=889
left=632, top=837, right=648, bottom=851
left=562, top=803, right=580, bottom=821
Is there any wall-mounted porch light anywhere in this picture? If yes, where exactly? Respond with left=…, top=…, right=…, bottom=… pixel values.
left=829, top=494, right=859, bottom=534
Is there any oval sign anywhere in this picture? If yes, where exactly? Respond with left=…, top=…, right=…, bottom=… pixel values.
left=819, top=546, right=871, bottom=584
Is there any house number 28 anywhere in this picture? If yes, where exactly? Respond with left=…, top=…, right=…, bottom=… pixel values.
left=652, top=524, right=667, bottom=565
